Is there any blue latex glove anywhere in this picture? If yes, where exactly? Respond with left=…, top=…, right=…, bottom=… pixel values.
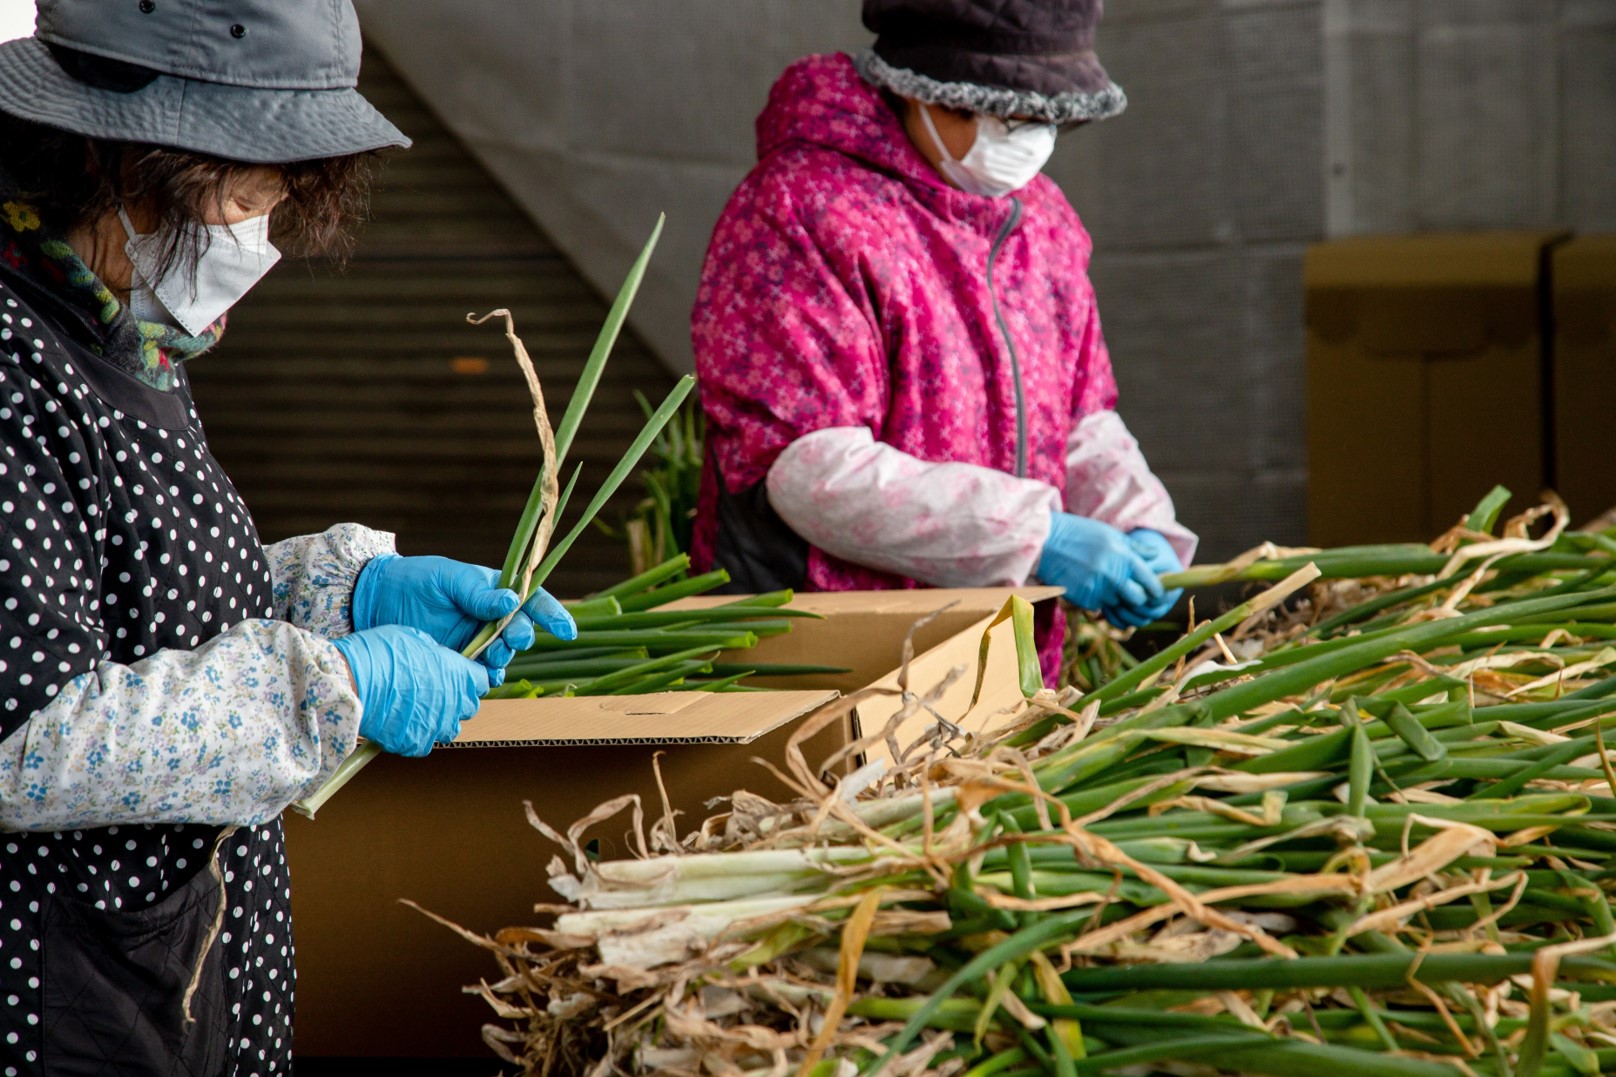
left=1037, top=513, right=1164, bottom=629
left=1126, top=529, right=1185, bottom=622
left=332, top=625, right=491, bottom=757
left=353, top=554, right=576, bottom=684
left=1099, top=600, right=1155, bottom=630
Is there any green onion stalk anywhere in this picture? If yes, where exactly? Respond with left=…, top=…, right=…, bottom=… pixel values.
left=445, top=488, right=1616, bottom=1076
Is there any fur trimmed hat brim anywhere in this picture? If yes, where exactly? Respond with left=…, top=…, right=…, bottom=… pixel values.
left=854, top=48, right=1125, bottom=125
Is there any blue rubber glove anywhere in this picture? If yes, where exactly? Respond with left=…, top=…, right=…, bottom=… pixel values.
left=353, top=554, right=576, bottom=685
left=1037, top=512, right=1164, bottom=629
left=1099, top=600, right=1155, bottom=630
left=1126, top=529, right=1185, bottom=622
left=332, top=625, right=491, bottom=757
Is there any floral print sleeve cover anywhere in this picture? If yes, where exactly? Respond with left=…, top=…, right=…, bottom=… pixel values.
left=0, top=352, right=373, bottom=831
left=0, top=622, right=362, bottom=830
left=264, top=523, right=396, bottom=637
left=764, top=416, right=1197, bottom=589
left=1063, top=410, right=1198, bottom=566
left=766, top=426, right=1061, bottom=587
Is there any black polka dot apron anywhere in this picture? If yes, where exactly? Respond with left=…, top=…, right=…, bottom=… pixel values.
left=0, top=263, right=295, bottom=1073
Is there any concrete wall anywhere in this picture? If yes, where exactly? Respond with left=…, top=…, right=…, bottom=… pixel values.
left=1046, top=0, right=1326, bottom=557
left=352, top=0, right=867, bottom=377
left=355, top=0, right=1616, bottom=562
left=1324, top=0, right=1616, bottom=236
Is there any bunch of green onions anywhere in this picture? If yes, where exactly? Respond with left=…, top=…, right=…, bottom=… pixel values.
left=447, top=489, right=1616, bottom=1077
left=294, top=217, right=694, bottom=818
left=487, top=554, right=841, bottom=699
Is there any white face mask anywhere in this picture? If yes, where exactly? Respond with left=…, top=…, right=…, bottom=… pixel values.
left=118, top=207, right=281, bottom=336
left=918, top=105, right=1058, bottom=198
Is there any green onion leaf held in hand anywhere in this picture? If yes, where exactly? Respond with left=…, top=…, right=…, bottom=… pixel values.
left=291, top=219, right=816, bottom=818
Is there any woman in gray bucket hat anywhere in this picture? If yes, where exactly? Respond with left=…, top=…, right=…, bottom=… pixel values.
left=0, top=1, right=574, bottom=1070
left=693, top=0, right=1196, bottom=684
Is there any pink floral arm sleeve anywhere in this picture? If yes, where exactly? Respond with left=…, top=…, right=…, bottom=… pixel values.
left=1063, top=410, right=1198, bottom=566
left=767, top=426, right=1061, bottom=587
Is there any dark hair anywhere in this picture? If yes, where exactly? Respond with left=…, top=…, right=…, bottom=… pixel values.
left=0, top=112, right=376, bottom=284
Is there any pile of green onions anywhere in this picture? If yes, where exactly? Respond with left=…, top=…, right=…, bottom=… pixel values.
left=447, top=489, right=1616, bottom=1077
left=489, top=554, right=841, bottom=698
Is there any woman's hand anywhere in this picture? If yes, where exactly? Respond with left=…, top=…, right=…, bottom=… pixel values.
left=1122, top=528, right=1184, bottom=615
left=332, top=625, right=489, bottom=756
left=352, top=554, right=576, bottom=683
left=1037, top=513, right=1167, bottom=629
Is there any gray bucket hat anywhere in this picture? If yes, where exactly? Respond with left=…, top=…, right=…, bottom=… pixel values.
left=0, top=0, right=409, bottom=163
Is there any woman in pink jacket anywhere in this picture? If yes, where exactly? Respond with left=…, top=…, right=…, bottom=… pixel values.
left=692, top=0, right=1196, bottom=684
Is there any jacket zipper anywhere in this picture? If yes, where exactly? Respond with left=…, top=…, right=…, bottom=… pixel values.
left=985, top=198, right=1027, bottom=478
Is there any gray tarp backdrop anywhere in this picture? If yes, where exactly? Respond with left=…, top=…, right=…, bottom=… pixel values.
left=354, top=0, right=1616, bottom=560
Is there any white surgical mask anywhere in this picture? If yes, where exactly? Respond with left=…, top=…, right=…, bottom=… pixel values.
left=119, top=206, right=281, bottom=336
left=918, top=105, right=1057, bottom=198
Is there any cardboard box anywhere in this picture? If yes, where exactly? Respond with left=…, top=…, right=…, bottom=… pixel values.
left=1552, top=237, right=1616, bottom=523
left=286, top=585, right=1059, bottom=1058
left=1306, top=232, right=1567, bottom=546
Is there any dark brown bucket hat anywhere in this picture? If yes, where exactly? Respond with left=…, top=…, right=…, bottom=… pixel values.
left=857, top=0, right=1126, bottom=124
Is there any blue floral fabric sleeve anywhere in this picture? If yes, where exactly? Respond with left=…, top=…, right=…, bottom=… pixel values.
left=264, top=524, right=396, bottom=638
left=0, top=339, right=366, bottom=830
left=0, top=620, right=361, bottom=830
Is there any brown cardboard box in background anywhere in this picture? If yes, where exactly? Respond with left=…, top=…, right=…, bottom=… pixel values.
left=287, top=586, right=1059, bottom=1059
left=1553, top=237, right=1616, bottom=524
left=1306, top=233, right=1567, bottom=547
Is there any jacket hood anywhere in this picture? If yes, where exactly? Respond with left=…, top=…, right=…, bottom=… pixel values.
left=755, top=52, right=951, bottom=193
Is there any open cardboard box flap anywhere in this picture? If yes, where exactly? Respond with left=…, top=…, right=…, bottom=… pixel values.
left=857, top=607, right=1042, bottom=765
left=445, top=584, right=1060, bottom=749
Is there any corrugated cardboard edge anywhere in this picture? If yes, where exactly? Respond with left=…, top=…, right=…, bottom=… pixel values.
left=443, top=689, right=841, bottom=748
